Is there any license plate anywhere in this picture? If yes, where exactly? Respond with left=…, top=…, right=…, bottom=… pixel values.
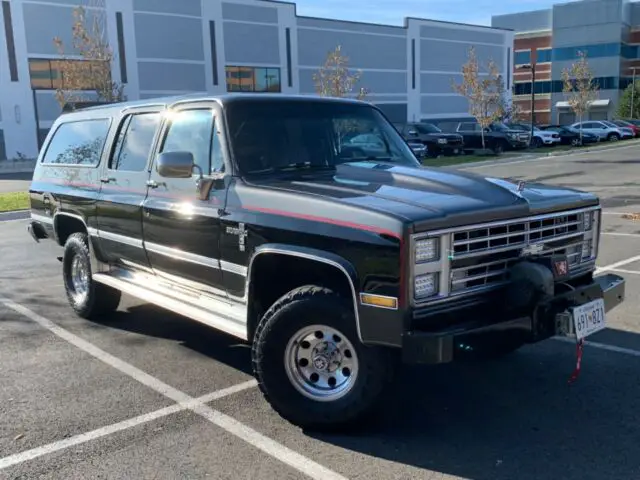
left=572, top=299, right=606, bottom=340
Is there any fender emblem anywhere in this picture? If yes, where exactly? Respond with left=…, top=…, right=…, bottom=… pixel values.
left=521, top=243, right=544, bottom=256
left=225, top=222, right=248, bottom=252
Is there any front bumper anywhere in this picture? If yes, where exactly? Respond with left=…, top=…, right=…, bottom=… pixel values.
left=402, top=273, right=625, bottom=364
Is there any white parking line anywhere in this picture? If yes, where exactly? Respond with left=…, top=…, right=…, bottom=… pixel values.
left=602, top=232, right=640, bottom=238
left=610, top=268, right=640, bottom=275
left=0, top=297, right=347, bottom=480
left=0, top=380, right=257, bottom=470
left=554, top=337, right=640, bottom=358
left=595, top=254, right=640, bottom=274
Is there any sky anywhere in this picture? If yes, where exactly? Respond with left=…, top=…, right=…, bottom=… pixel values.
left=288, top=0, right=574, bottom=27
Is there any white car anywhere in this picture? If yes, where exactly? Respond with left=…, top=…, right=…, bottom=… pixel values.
left=531, top=126, right=561, bottom=147
left=601, top=120, right=634, bottom=139
left=571, top=121, right=624, bottom=141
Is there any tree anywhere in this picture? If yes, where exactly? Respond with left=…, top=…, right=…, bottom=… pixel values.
left=313, top=45, right=368, bottom=100
left=53, top=0, right=125, bottom=109
left=451, top=47, right=505, bottom=150
left=615, top=81, right=640, bottom=119
left=561, top=51, right=598, bottom=142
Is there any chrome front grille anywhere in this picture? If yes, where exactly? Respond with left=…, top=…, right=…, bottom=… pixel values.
left=452, top=213, right=582, bottom=257
left=448, top=210, right=597, bottom=296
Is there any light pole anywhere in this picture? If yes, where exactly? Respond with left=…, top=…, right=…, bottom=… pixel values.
left=519, top=63, right=536, bottom=144
left=631, top=67, right=637, bottom=119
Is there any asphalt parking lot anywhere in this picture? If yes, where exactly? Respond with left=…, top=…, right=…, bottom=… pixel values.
left=2, top=144, right=640, bottom=479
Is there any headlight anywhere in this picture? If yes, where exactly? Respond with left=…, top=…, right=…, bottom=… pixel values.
left=415, top=238, right=439, bottom=263
left=415, top=273, right=438, bottom=299
left=437, top=138, right=447, bottom=144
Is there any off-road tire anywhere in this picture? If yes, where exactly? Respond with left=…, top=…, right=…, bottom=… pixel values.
left=492, top=140, right=506, bottom=155
left=251, top=285, right=397, bottom=431
left=62, top=232, right=121, bottom=318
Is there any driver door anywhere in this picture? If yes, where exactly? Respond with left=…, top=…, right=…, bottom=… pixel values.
left=141, top=102, right=228, bottom=296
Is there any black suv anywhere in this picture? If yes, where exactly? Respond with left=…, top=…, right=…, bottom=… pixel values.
left=453, top=121, right=531, bottom=154
left=394, top=122, right=464, bottom=157
left=27, top=94, right=625, bottom=431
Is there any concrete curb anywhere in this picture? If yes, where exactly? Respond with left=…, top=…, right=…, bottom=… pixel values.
left=459, top=139, right=640, bottom=170
left=0, top=210, right=29, bottom=222
left=0, top=159, right=37, bottom=175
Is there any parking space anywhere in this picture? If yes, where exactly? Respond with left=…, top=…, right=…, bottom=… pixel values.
left=2, top=145, right=640, bottom=479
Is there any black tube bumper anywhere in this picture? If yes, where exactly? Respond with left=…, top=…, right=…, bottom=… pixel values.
left=402, top=273, right=625, bottom=364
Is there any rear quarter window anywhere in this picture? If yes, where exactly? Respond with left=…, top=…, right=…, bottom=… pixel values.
left=41, top=118, right=111, bottom=166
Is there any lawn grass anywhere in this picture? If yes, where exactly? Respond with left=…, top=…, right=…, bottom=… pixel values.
left=0, top=192, right=30, bottom=213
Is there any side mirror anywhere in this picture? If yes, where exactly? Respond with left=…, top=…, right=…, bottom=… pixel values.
left=156, top=151, right=195, bottom=178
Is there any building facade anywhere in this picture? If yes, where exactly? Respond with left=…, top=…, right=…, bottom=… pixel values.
left=493, top=0, right=640, bottom=125
left=0, top=0, right=513, bottom=160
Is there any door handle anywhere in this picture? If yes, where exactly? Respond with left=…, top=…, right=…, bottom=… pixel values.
left=100, top=177, right=115, bottom=183
left=146, top=180, right=159, bottom=189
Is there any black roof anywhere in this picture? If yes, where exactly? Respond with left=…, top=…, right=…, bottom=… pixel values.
left=58, top=93, right=373, bottom=121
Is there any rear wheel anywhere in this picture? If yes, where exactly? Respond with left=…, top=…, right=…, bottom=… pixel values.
left=62, top=232, right=121, bottom=318
left=492, top=141, right=506, bottom=155
left=252, top=285, right=396, bottom=431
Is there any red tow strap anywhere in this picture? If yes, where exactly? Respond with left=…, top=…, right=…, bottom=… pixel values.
left=568, top=339, right=585, bottom=384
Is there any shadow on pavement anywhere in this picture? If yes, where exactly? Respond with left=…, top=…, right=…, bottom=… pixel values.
left=87, top=304, right=253, bottom=376
left=305, top=337, right=640, bottom=480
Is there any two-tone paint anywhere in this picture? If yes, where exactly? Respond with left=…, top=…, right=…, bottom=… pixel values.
left=28, top=94, right=607, bottom=353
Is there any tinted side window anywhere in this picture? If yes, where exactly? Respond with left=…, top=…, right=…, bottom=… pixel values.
left=42, top=119, right=110, bottom=165
left=161, top=109, right=223, bottom=175
left=459, top=123, right=478, bottom=131
left=111, top=112, right=161, bottom=171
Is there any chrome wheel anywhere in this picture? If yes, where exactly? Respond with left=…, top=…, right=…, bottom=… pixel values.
left=70, top=254, right=89, bottom=304
left=284, top=325, right=359, bottom=402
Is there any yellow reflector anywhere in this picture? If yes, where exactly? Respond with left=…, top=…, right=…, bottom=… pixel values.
left=360, top=293, right=398, bottom=309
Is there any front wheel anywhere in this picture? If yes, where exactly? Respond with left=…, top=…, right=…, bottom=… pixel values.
left=252, top=286, right=396, bottom=431
left=608, top=133, right=620, bottom=142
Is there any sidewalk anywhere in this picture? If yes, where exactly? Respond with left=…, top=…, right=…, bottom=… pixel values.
left=0, top=159, right=37, bottom=174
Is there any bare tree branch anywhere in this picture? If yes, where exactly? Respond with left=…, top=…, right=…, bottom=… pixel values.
left=313, top=45, right=369, bottom=100
left=53, top=0, right=125, bottom=109
left=451, top=47, right=506, bottom=150
left=561, top=51, right=598, bottom=140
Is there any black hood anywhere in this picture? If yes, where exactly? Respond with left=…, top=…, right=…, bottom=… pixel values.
left=248, top=161, right=599, bottom=231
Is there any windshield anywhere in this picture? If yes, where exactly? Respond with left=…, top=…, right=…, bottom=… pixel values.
left=491, top=122, right=510, bottom=131
left=225, top=99, right=421, bottom=175
left=414, top=123, right=442, bottom=134
left=603, top=121, right=618, bottom=128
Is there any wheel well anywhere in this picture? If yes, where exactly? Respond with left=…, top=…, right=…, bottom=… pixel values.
left=247, top=253, right=355, bottom=342
left=55, top=215, right=87, bottom=246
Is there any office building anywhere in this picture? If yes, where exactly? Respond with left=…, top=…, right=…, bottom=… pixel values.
left=0, top=0, right=513, bottom=160
left=492, top=0, right=640, bottom=125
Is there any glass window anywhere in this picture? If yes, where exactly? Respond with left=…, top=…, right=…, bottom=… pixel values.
left=458, top=122, right=479, bottom=131
left=110, top=113, right=161, bottom=172
left=42, top=119, right=110, bottom=165
left=225, top=66, right=281, bottom=93
left=553, top=43, right=620, bottom=61
left=414, top=123, right=442, bottom=134
left=28, top=58, right=109, bottom=90
left=514, top=50, right=531, bottom=65
left=161, top=109, right=215, bottom=175
left=536, top=48, right=552, bottom=63
left=224, top=100, right=420, bottom=174
left=211, top=122, right=225, bottom=173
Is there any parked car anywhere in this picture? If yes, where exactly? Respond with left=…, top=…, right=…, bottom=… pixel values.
left=394, top=122, right=464, bottom=157
left=600, top=120, right=634, bottom=139
left=571, top=121, right=623, bottom=141
left=455, top=121, right=530, bottom=154
left=620, top=118, right=640, bottom=129
left=407, top=141, right=428, bottom=159
left=26, top=94, right=625, bottom=431
left=609, top=120, right=639, bottom=137
left=507, top=123, right=561, bottom=147
left=540, top=125, right=600, bottom=146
